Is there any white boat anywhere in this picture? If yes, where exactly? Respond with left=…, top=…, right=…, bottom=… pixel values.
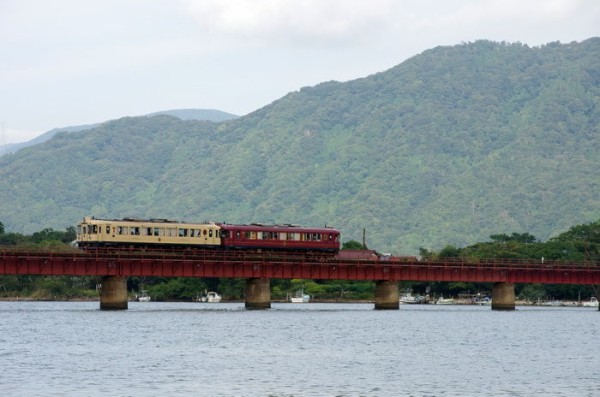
left=137, top=290, right=151, bottom=302
left=198, top=291, right=222, bottom=303
left=436, top=295, right=454, bottom=305
left=400, top=292, right=425, bottom=304
left=582, top=297, right=598, bottom=307
left=290, top=290, right=310, bottom=303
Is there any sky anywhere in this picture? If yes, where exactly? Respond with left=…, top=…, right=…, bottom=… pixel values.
left=1, top=0, right=599, bottom=144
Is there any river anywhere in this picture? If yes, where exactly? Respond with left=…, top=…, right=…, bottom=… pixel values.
left=0, top=301, right=598, bottom=396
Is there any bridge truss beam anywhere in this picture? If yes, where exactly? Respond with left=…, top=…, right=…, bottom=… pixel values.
left=1, top=251, right=599, bottom=285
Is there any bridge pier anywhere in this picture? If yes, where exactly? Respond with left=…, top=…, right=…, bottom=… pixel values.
left=99, top=276, right=128, bottom=310
left=491, top=282, right=515, bottom=311
left=374, top=280, right=399, bottom=310
left=245, top=278, right=271, bottom=310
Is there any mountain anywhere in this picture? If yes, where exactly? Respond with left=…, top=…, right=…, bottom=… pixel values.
left=146, top=108, right=238, bottom=122
left=0, top=39, right=598, bottom=254
left=0, top=124, right=99, bottom=157
left=0, top=109, right=238, bottom=156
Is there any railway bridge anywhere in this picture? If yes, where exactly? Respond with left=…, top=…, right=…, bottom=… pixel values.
left=1, top=249, right=599, bottom=310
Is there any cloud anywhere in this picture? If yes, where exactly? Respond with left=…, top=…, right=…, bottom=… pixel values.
left=180, top=0, right=599, bottom=46
left=181, top=0, right=397, bottom=43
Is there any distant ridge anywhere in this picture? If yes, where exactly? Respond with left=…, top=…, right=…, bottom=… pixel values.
left=146, top=109, right=238, bottom=122
left=0, top=109, right=239, bottom=156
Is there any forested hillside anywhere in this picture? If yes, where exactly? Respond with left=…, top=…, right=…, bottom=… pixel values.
left=0, top=39, right=598, bottom=254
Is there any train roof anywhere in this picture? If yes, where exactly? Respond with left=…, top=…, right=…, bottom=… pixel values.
left=79, top=216, right=217, bottom=226
left=218, top=223, right=339, bottom=233
left=80, top=217, right=339, bottom=233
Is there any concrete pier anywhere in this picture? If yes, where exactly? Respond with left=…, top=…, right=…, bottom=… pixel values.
left=99, top=276, right=128, bottom=310
left=374, top=280, right=399, bottom=310
left=245, top=278, right=271, bottom=310
left=491, top=282, right=515, bottom=311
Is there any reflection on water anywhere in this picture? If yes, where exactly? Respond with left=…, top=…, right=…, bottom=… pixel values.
left=0, top=302, right=598, bottom=396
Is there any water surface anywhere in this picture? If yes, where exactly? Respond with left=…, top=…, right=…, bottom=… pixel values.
left=0, top=302, right=597, bottom=396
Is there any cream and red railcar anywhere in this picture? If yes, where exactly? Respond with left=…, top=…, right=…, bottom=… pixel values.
left=77, top=217, right=341, bottom=253
left=76, top=217, right=221, bottom=248
left=219, top=224, right=340, bottom=252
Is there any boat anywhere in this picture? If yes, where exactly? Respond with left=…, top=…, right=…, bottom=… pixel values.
left=198, top=290, right=222, bottom=303
left=436, top=295, right=454, bottom=305
left=399, top=291, right=425, bottom=304
left=582, top=297, right=598, bottom=307
left=137, top=290, right=151, bottom=302
left=290, top=289, right=310, bottom=303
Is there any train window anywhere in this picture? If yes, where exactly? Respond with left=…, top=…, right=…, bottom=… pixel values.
left=244, top=231, right=251, bottom=239
left=209, top=230, right=213, bottom=237
left=131, top=227, right=140, bottom=235
left=153, top=227, right=160, bottom=236
left=92, top=225, right=98, bottom=234
left=178, top=229, right=187, bottom=237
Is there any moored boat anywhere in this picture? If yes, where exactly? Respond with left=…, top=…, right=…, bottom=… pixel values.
left=399, top=292, right=425, bottom=304
left=197, top=290, right=222, bottom=303
left=137, top=290, right=151, bottom=302
left=582, top=297, right=598, bottom=307
left=436, top=295, right=454, bottom=305
left=290, top=289, right=310, bottom=303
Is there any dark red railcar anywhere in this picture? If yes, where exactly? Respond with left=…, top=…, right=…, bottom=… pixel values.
left=219, top=223, right=340, bottom=253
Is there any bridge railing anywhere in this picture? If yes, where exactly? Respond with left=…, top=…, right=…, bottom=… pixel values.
left=2, top=247, right=598, bottom=271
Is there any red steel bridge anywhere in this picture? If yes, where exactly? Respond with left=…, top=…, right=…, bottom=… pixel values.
left=1, top=248, right=599, bottom=285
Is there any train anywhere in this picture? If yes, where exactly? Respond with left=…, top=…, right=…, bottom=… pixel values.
left=76, top=216, right=341, bottom=253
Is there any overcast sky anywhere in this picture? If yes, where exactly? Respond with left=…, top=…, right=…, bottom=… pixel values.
left=1, top=0, right=598, bottom=144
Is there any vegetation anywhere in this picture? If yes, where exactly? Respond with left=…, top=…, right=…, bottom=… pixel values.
left=417, top=219, right=600, bottom=301
left=1, top=220, right=598, bottom=302
left=0, top=40, right=598, bottom=255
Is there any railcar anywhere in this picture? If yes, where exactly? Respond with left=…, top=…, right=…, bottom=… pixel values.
left=76, top=217, right=221, bottom=248
left=219, top=223, right=340, bottom=252
left=76, top=217, right=341, bottom=253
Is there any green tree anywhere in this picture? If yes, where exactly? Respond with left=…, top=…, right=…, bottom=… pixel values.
left=342, top=240, right=366, bottom=250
